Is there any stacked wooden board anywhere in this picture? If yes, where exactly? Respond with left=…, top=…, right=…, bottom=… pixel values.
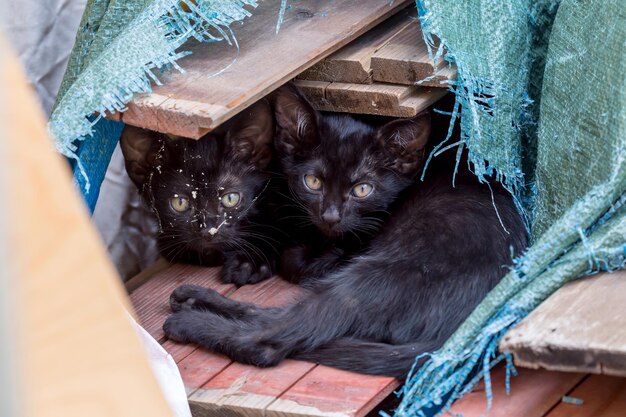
left=295, top=7, right=455, bottom=117
left=117, top=0, right=416, bottom=138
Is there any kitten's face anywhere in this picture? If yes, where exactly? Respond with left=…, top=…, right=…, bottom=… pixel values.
left=120, top=101, right=274, bottom=263
left=273, top=84, right=431, bottom=238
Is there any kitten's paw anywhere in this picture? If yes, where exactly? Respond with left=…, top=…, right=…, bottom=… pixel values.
left=169, top=284, right=220, bottom=312
left=222, top=255, right=273, bottom=285
left=163, top=311, right=198, bottom=343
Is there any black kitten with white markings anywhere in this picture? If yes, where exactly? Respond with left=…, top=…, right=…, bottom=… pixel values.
left=120, top=100, right=280, bottom=285
left=162, top=85, right=528, bottom=378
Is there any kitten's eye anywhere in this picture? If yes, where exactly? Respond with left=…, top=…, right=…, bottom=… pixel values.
left=352, top=183, right=373, bottom=198
left=304, top=174, right=322, bottom=191
left=221, top=192, right=241, bottom=208
left=170, top=195, right=190, bottom=212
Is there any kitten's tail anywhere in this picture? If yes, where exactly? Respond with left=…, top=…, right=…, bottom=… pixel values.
left=291, top=338, right=440, bottom=379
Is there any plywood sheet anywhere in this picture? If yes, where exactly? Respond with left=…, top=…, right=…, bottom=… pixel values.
left=3, top=35, right=172, bottom=417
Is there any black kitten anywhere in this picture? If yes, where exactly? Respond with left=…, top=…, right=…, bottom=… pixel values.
left=120, top=100, right=279, bottom=285
left=162, top=85, right=528, bottom=378
left=273, top=88, right=427, bottom=283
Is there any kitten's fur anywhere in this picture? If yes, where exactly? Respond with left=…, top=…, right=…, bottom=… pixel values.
left=120, top=100, right=280, bottom=284
left=162, top=85, right=528, bottom=378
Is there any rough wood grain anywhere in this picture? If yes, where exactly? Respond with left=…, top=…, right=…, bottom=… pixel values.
left=266, top=366, right=398, bottom=417
left=298, top=8, right=416, bottom=84
left=185, top=278, right=310, bottom=411
left=295, top=79, right=447, bottom=117
left=546, top=375, right=626, bottom=417
left=500, top=271, right=626, bottom=377
left=190, top=360, right=315, bottom=417
left=448, top=365, right=585, bottom=417
left=120, top=0, right=412, bottom=138
left=4, top=36, right=172, bottom=417
left=371, top=21, right=443, bottom=85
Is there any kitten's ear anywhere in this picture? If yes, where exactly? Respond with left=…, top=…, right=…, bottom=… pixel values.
left=271, top=83, right=318, bottom=154
left=376, top=111, right=431, bottom=175
left=119, top=125, right=164, bottom=189
left=228, top=99, right=275, bottom=169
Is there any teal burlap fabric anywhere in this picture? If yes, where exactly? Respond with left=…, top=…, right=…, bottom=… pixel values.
left=49, top=0, right=266, bottom=210
left=49, top=0, right=625, bottom=415
left=393, top=1, right=625, bottom=415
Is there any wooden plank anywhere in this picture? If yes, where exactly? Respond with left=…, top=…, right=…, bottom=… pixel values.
left=266, top=366, right=398, bottom=417
left=419, top=66, right=457, bottom=88
left=3, top=35, right=173, bottom=417
left=121, top=0, right=413, bottom=138
left=298, top=8, right=416, bottom=84
left=295, top=79, right=447, bottom=117
left=500, top=271, right=626, bottom=377
left=186, top=278, right=311, bottom=413
left=545, top=375, right=626, bottom=417
left=448, top=365, right=585, bottom=417
left=371, top=22, right=444, bottom=85
left=190, top=360, right=315, bottom=417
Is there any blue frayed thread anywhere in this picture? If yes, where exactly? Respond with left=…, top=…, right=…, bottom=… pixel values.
left=276, top=0, right=288, bottom=33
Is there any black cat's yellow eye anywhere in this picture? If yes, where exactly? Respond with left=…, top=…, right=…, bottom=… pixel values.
left=352, top=183, right=373, bottom=198
left=304, top=174, right=322, bottom=191
left=170, top=195, right=190, bottom=212
left=221, top=192, right=241, bottom=208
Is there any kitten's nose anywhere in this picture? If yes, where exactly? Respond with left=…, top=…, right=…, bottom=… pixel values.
left=321, top=205, right=341, bottom=225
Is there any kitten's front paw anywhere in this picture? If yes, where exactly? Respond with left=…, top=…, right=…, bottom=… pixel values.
left=163, top=311, right=198, bottom=343
left=170, top=284, right=219, bottom=312
left=222, top=254, right=272, bottom=285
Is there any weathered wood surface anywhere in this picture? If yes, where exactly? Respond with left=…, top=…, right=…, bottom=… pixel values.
left=298, top=8, right=416, bottom=84
left=370, top=21, right=447, bottom=86
left=500, top=271, right=626, bottom=377
left=266, top=366, right=397, bottom=417
left=449, top=365, right=585, bottom=417
left=545, top=374, right=626, bottom=417
left=450, top=366, right=626, bottom=417
left=294, top=79, right=447, bottom=117
left=3, top=36, right=172, bottom=417
left=120, top=0, right=412, bottom=138
left=130, top=263, right=399, bottom=417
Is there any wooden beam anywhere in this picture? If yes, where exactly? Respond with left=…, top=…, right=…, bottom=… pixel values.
left=295, top=79, right=447, bottom=117
left=297, top=8, right=417, bottom=84
left=120, top=0, right=413, bottom=138
left=371, top=22, right=446, bottom=85
left=500, top=271, right=626, bottom=377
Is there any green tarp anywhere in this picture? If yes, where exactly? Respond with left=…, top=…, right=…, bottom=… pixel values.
left=49, top=1, right=625, bottom=415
